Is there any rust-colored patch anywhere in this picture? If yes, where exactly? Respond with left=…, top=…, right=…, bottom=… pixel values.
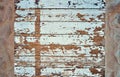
left=94, top=27, right=102, bottom=32
left=35, top=9, right=41, bottom=76
left=49, top=44, right=62, bottom=50
left=64, top=45, right=81, bottom=50
left=17, top=61, right=28, bottom=66
left=76, top=13, right=86, bottom=21
left=41, top=46, right=49, bottom=51
left=89, top=18, right=95, bottom=22
left=90, top=49, right=100, bottom=57
left=89, top=68, right=100, bottom=74
left=94, top=23, right=105, bottom=35
left=97, top=13, right=105, bottom=21
left=91, top=35, right=104, bottom=45
left=94, top=27, right=103, bottom=35
left=23, top=45, right=33, bottom=50
left=76, top=13, right=84, bottom=18
left=75, top=30, right=88, bottom=35
left=48, top=44, right=81, bottom=51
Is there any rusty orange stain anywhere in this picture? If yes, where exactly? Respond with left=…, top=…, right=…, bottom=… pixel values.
left=89, top=68, right=100, bottom=74
left=97, top=13, right=105, bottom=21
left=94, top=27, right=103, bottom=32
left=89, top=18, right=95, bottom=22
left=91, top=35, right=104, bottom=45
left=90, top=49, right=100, bottom=57
left=75, top=30, right=88, bottom=35
left=48, top=44, right=81, bottom=51
left=34, top=8, right=41, bottom=76
left=76, top=13, right=86, bottom=21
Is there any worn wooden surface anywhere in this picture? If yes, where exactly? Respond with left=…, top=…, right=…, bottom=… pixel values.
left=0, top=0, right=14, bottom=77
left=15, top=0, right=105, bottom=9
left=106, top=0, right=120, bottom=77
left=14, top=0, right=106, bottom=77
left=15, top=9, right=105, bottom=22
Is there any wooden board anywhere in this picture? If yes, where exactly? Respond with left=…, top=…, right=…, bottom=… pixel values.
left=15, top=0, right=105, bottom=9
left=14, top=22, right=105, bottom=35
left=15, top=45, right=104, bottom=57
left=15, top=9, right=105, bottom=22
left=14, top=66, right=105, bottom=77
left=14, top=35, right=104, bottom=45
left=14, top=56, right=105, bottom=66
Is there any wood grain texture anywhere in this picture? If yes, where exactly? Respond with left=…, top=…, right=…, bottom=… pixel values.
left=0, top=0, right=14, bottom=77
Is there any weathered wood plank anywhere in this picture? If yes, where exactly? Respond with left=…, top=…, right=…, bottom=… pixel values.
left=14, top=35, right=104, bottom=45
left=40, top=46, right=105, bottom=57
left=40, top=67, right=105, bottom=77
left=40, top=35, right=104, bottom=45
left=14, top=56, right=105, bottom=66
left=15, top=9, right=105, bottom=22
left=15, top=0, right=105, bottom=9
left=40, top=22, right=105, bottom=35
left=15, top=61, right=104, bottom=68
left=14, top=66, right=105, bottom=77
left=40, top=56, right=104, bottom=63
left=40, top=61, right=105, bottom=68
left=15, top=45, right=104, bottom=57
left=14, top=22, right=105, bottom=35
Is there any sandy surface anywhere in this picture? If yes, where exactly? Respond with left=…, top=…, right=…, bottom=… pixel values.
left=106, top=0, right=120, bottom=77
left=0, top=0, right=14, bottom=77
